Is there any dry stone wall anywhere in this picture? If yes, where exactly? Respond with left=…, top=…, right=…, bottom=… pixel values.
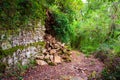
left=0, top=22, right=45, bottom=69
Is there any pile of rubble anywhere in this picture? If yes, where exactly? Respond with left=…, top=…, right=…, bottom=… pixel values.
left=35, top=34, right=72, bottom=65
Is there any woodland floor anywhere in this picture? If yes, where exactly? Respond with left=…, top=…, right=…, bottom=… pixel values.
left=22, top=51, right=104, bottom=80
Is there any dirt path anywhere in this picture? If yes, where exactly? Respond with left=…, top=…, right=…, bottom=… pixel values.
left=22, top=51, right=104, bottom=80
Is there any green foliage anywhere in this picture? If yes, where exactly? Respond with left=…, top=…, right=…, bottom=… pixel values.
left=45, top=0, right=83, bottom=43
left=0, top=0, right=46, bottom=29
left=0, top=46, right=24, bottom=59
left=53, top=13, right=71, bottom=42
left=70, top=0, right=120, bottom=55
left=102, top=67, right=120, bottom=80
left=101, top=57, right=120, bottom=80
left=77, top=1, right=120, bottom=79
left=30, top=41, right=46, bottom=48
left=27, top=0, right=119, bottom=57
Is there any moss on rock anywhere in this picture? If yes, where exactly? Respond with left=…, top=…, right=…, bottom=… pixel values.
left=0, top=41, right=45, bottom=60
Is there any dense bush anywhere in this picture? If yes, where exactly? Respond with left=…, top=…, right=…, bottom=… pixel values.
left=101, top=56, right=120, bottom=80
left=47, top=0, right=83, bottom=43
left=0, top=0, right=46, bottom=29
left=73, top=0, right=120, bottom=55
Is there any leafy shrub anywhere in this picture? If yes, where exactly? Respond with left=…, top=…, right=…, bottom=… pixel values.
left=101, top=57, right=120, bottom=80
left=71, top=0, right=120, bottom=55
left=46, top=0, right=83, bottom=43
left=0, top=0, right=46, bottom=29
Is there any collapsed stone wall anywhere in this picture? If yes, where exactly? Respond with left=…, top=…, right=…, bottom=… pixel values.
left=35, top=34, right=71, bottom=66
left=0, top=22, right=45, bottom=71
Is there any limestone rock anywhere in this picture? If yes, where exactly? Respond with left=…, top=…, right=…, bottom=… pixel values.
left=62, top=55, right=71, bottom=62
left=54, top=55, right=62, bottom=63
left=50, top=49, right=56, bottom=55
left=36, top=60, right=48, bottom=65
left=52, top=38, right=56, bottom=44
left=44, top=51, right=49, bottom=55
left=1, top=41, right=12, bottom=50
left=61, top=43, right=65, bottom=47
left=22, top=59, right=28, bottom=65
left=57, top=42, right=61, bottom=45
left=8, top=56, right=13, bottom=66
left=48, top=47, right=51, bottom=51
left=0, top=25, right=45, bottom=69
left=54, top=44, right=60, bottom=49
left=50, top=55, right=54, bottom=62
left=44, top=54, right=50, bottom=59
left=35, top=55, right=44, bottom=60
left=43, top=34, right=72, bottom=65
left=42, top=49, right=47, bottom=53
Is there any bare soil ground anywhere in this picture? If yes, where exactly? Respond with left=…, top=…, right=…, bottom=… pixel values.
left=22, top=51, right=104, bottom=80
